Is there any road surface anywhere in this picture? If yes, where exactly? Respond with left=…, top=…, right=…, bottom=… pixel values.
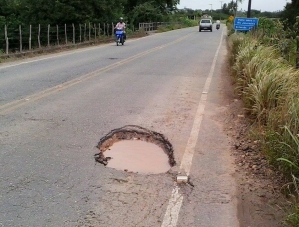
left=0, top=25, right=239, bottom=226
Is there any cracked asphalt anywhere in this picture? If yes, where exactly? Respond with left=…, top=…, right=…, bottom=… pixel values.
left=0, top=26, right=238, bottom=226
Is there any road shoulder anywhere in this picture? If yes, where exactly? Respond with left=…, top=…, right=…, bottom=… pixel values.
left=221, top=55, right=286, bottom=226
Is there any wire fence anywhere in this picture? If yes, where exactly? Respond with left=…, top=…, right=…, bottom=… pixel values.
left=0, top=22, right=119, bottom=55
left=139, top=22, right=171, bottom=31
left=0, top=21, right=186, bottom=56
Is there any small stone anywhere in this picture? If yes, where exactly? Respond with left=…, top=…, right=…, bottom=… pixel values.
left=234, top=142, right=241, bottom=149
left=242, top=146, right=250, bottom=151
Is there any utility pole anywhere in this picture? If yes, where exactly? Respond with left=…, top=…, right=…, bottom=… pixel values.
left=209, top=4, right=213, bottom=11
left=247, top=0, right=252, bottom=18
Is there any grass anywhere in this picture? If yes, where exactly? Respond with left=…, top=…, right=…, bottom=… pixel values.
left=157, top=19, right=198, bottom=33
left=228, top=20, right=299, bottom=226
left=277, top=128, right=299, bottom=226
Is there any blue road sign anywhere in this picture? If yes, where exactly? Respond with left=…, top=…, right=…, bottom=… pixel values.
left=234, top=17, right=259, bottom=31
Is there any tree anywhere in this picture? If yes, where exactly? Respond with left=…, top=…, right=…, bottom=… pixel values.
left=0, top=0, right=180, bottom=28
left=222, top=3, right=230, bottom=14
left=281, top=0, right=299, bottom=27
left=129, top=2, right=164, bottom=27
left=124, top=0, right=180, bottom=27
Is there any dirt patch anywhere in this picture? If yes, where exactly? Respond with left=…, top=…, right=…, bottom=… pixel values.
left=219, top=58, right=287, bottom=226
left=94, top=125, right=176, bottom=169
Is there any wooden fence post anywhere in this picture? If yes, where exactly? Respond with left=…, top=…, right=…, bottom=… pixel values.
left=79, top=24, right=82, bottom=43
left=84, top=23, right=86, bottom=41
left=65, top=24, right=67, bottom=44
left=57, top=25, right=59, bottom=45
left=89, top=23, right=91, bottom=41
left=47, top=24, right=50, bottom=47
left=107, top=23, right=110, bottom=36
left=296, top=36, right=299, bottom=69
left=94, top=23, right=96, bottom=40
left=72, top=23, right=75, bottom=44
left=5, top=25, right=9, bottom=54
left=19, top=25, right=22, bottom=52
left=104, top=23, right=106, bottom=36
left=99, top=23, right=101, bottom=37
left=112, top=23, right=114, bottom=36
left=38, top=24, right=41, bottom=48
left=29, top=25, right=32, bottom=50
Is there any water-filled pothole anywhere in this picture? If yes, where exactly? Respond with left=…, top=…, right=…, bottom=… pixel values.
left=94, top=125, right=176, bottom=174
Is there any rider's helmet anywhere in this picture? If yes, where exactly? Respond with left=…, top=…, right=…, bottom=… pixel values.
left=120, top=17, right=124, bottom=22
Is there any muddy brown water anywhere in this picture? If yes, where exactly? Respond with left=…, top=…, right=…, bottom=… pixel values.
left=104, top=140, right=171, bottom=174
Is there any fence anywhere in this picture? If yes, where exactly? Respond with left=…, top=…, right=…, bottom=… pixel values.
left=139, top=22, right=171, bottom=31
left=0, top=21, right=178, bottom=56
left=0, top=22, right=118, bottom=55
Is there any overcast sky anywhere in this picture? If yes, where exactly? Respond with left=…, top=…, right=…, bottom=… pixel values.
left=177, top=0, right=291, bottom=12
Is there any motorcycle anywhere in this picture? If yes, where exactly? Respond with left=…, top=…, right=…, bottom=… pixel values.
left=115, top=29, right=125, bottom=46
left=216, top=24, right=220, bottom=30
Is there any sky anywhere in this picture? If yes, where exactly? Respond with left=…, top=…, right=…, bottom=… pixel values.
left=177, top=0, right=291, bottom=12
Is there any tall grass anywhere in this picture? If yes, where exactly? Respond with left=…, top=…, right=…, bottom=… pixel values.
left=230, top=36, right=298, bottom=125
left=228, top=19, right=299, bottom=226
left=277, top=127, right=299, bottom=226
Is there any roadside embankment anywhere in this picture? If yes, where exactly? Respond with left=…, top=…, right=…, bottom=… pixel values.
left=227, top=17, right=299, bottom=226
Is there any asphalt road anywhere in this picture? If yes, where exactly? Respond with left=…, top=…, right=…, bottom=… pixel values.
left=0, top=25, right=239, bottom=227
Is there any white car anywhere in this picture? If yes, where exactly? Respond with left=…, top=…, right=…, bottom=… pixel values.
left=199, top=19, right=213, bottom=32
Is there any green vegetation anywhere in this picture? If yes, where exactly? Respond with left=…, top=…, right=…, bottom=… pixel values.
left=0, top=0, right=183, bottom=53
left=0, top=0, right=179, bottom=27
left=227, top=1, right=299, bottom=224
left=1, top=0, right=292, bottom=54
left=281, top=0, right=299, bottom=27
left=156, top=18, right=198, bottom=33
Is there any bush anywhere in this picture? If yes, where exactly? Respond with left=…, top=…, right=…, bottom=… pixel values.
left=156, top=18, right=197, bottom=33
left=228, top=17, right=299, bottom=227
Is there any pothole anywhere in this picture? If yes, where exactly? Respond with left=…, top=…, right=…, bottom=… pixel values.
left=94, top=125, right=176, bottom=174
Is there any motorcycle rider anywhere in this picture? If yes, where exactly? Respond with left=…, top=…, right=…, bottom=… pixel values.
left=216, top=20, right=220, bottom=29
left=115, top=17, right=126, bottom=41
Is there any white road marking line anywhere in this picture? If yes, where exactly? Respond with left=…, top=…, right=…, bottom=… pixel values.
left=161, top=186, right=183, bottom=227
left=0, top=37, right=152, bottom=70
left=181, top=28, right=224, bottom=176
left=0, top=33, right=192, bottom=115
left=0, top=45, right=109, bottom=70
left=161, top=29, right=225, bottom=227
left=0, top=28, right=194, bottom=70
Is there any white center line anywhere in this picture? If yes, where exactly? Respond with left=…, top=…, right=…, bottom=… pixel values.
left=161, top=28, right=225, bottom=227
